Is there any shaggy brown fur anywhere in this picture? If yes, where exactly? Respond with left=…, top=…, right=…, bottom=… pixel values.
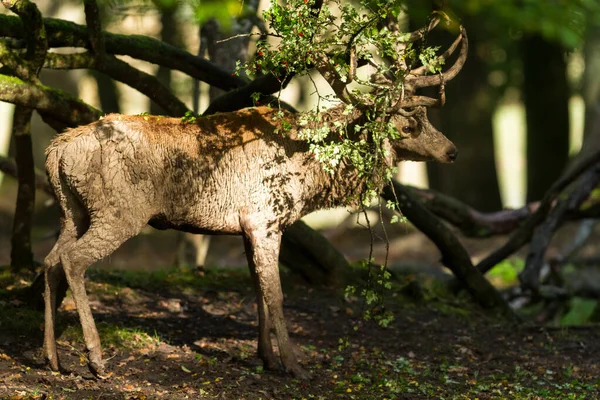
left=43, top=105, right=456, bottom=379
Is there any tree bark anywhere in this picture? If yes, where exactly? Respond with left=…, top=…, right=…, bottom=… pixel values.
left=10, top=107, right=35, bottom=271
left=280, top=221, right=349, bottom=286
left=522, top=35, right=570, bottom=202
left=2, top=0, right=48, bottom=272
left=0, top=74, right=101, bottom=125
left=150, top=4, right=180, bottom=116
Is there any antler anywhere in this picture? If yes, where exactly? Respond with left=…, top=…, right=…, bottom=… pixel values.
left=390, top=26, right=467, bottom=110
left=316, top=56, right=355, bottom=104
left=405, top=26, right=468, bottom=89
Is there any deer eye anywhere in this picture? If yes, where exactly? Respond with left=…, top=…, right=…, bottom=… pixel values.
left=402, top=126, right=414, bottom=134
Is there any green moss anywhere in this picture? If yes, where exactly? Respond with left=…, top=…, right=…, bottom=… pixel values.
left=61, top=322, right=161, bottom=350
left=86, top=266, right=251, bottom=294
left=0, top=306, right=43, bottom=335
left=488, top=258, right=525, bottom=286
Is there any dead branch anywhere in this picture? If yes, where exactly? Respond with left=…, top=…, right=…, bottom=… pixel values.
left=521, top=164, right=600, bottom=290
left=44, top=53, right=190, bottom=117
left=383, top=180, right=515, bottom=317
left=2, top=0, right=49, bottom=272
left=0, top=74, right=101, bottom=126
left=0, top=155, right=53, bottom=197
left=405, top=185, right=537, bottom=237
left=476, top=149, right=600, bottom=275
left=83, top=0, right=105, bottom=57
left=0, top=14, right=245, bottom=92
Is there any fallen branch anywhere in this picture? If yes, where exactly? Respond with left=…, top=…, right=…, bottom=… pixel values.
left=44, top=52, right=190, bottom=117
left=383, top=180, right=515, bottom=317
left=404, top=185, right=537, bottom=237
left=521, top=164, right=600, bottom=289
left=476, top=150, right=600, bottom=275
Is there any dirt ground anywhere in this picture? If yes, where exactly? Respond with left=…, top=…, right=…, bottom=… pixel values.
left=0, top=266, right=599, bottom=400
left=1, top=181, right=600, bottom=399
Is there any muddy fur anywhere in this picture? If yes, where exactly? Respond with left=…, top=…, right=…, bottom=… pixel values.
left=42, top=104, right=456, bottom=379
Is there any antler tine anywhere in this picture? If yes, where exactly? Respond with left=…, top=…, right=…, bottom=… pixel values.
left=406, top=26, right=468, bottom=89
left=399, top=95, right=441, bottom=108
left=403, top=16, right=441, bottom=43
left=409, top=26, right=464, bottom=77
left=316, top=57, right=354, bottom=104
left=397, top=107, right=418, bottom=117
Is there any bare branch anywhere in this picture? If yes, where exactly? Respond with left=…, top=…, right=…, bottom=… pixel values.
left=1, top=0, right=47, bottom=73
left=521, top=164, right=600, bottom=290
left=0, top=40, right=38, bottom=82
left=0, top=154, right=53, bottom=196
left=0, top=74, right=101, bottom=125
left=44, top=52, right=190, bottom=117
left=83, top=0, right=105, bottom=57
left=0, top=14, right=246, bottom=92
left=382, top=180, right=515, bottom=317
left=476, top=148, right=600, bottom=275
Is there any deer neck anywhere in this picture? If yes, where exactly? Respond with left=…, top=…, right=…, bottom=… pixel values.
left=297, top=104, right=389, bottom=210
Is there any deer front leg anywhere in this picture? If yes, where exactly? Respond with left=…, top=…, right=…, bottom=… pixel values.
left=243, top=237, right=278, bottom=370
left=240, top=216, right=310, bottom=380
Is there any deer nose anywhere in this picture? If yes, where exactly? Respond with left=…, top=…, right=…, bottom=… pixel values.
left=447, top=149, right=458, bottom=161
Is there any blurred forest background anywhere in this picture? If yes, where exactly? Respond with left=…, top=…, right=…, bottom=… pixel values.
left=0, top=0, right=597, bottom=282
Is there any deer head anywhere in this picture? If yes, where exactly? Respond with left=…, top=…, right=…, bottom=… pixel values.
left=315, top=18, right=468, bottom=164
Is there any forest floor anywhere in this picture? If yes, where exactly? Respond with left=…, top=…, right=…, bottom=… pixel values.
left=0, top=266, right=599, bottom=400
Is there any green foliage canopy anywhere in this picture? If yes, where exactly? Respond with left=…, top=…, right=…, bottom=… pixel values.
left=238, top=0, right=448, bottom=204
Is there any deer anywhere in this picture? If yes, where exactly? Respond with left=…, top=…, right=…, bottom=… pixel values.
left=42, top=21, right=467, bottom=380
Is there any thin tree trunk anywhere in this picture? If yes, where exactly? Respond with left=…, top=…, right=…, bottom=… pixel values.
left=10, top=106, right=36, bottom=272
left=426, top=23, right=502, bottom=211
left=583, top=22, right=600, bottom=137
left=90, top=70, right=120, bottom=113
left=522, top=35, right=570, bottom=202
left=150, top=7, right=179, bottom=115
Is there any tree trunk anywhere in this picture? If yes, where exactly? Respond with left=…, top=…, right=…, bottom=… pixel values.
left=150, top=6, right=180, bottom=115
left=426, top=23, right=502, bottom=211
left=10, top=106, right=36, bottom=272
left=90, top=70, right=120, bottom=113
left=583, top=22, right=600, bottom=137
left=522, top=35, right=570, bottom=202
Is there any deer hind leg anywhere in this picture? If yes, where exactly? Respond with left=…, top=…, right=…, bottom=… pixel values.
left=59, top=216, right=147, bottom=378
left=240, top=215, right=310, bottom=380
left=242, top=237, right=277, bottom=370
left=44, top=189, right=89, bottom=371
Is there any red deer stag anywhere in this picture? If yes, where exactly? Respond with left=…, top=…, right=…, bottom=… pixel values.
left=42, top=24, right=467, bottom=379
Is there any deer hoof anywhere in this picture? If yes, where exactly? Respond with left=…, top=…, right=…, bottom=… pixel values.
left=88, top=359, right=109, bottom=380
left=45, top=354, right=60, bottom=372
